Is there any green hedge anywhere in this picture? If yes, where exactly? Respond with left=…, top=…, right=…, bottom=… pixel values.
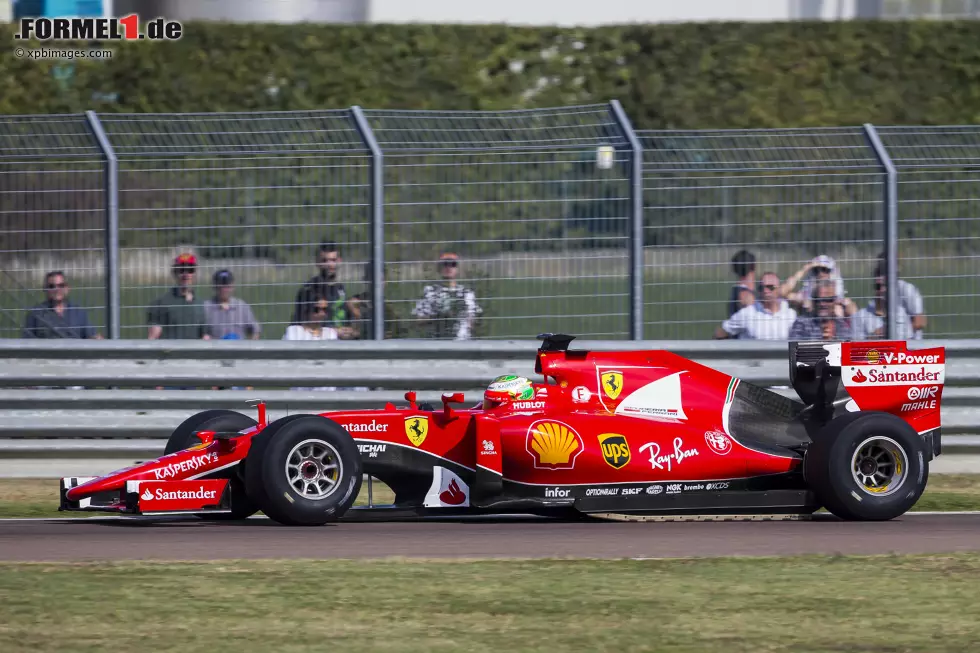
left=2, top=21, right=980, bottom=125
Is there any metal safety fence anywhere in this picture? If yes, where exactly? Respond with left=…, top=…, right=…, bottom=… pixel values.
left=0, top=104, right=977, bottom=342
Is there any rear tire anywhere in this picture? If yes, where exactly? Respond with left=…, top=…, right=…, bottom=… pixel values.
left=164, top=410, right=259, bottom=520
left=244, top=415, right=362, bottom=526
left=804, top=412, right=928, bottom=521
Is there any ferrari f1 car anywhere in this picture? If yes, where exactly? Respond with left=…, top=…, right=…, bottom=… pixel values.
left=60, top=334, right=945, bottom=524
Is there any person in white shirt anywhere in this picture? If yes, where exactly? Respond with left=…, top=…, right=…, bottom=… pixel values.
left=715, top=272, right=797, bottom=340
left=875, top=255, right=927, bottom=339
left=851, top=273, right=914, bottom=341
left=282, top=295, right=338, bottom=390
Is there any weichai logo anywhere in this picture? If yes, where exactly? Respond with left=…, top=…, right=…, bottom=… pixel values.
left=14, top=15, right=183, bottom=41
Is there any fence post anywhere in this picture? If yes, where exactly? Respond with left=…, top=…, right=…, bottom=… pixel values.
left=85, top=110, right=120, bottom=340
left=863, top=123, right=899, bottom=340
left=351, top=106, right=385, bottom=341
left=609, top=100, right=644, bottom=340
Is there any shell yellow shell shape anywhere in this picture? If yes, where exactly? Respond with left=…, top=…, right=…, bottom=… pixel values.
left=530, top=422, right=580, bottom=466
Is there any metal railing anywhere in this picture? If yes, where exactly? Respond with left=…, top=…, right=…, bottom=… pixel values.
left=2, top=104, right=979, bottom=342
left=0, top=339, right=978, bottom=456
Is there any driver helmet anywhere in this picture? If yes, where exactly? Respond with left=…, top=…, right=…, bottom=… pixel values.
left=483, top=374, right=534, bottom=410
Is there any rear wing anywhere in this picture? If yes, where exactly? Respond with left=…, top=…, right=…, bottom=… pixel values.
left=790, top=340, right=945, bottom=437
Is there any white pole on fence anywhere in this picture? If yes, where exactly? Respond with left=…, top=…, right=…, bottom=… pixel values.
left=863, top=123, right=899, bottom=340
left=610, top=100, right=645, bottom=340
left=351, top=105, right=386, bottom=341
left=85, top=110, right=120, bottom=339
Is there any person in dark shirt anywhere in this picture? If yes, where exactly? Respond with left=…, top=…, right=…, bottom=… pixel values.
left=22, top=270, right=101, bottom=339
left=788, top=279, right=853, bottom=342
left=728, top=249, right=757, bottom=317
left=147, top=253, right=211, bottom=340
left=292, top=240, right=356, bottom=339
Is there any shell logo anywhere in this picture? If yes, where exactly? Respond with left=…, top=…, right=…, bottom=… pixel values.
left=526, top=420, right=584, bottom=470
left=867, top=349, right=880, bottom=365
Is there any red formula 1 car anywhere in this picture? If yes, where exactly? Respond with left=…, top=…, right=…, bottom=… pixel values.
left=60, top=334, right=945, bottom=524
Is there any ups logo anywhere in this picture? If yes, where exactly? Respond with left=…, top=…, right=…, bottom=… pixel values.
left=598, top=433, right=630, bottom=469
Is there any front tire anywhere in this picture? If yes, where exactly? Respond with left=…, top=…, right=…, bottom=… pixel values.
left=804, top=412, right=928, bottom=521
left=244, top=415, right=362, bottom=526
left=164, top=410, right=259, bottom=520
left=164, top=409, right=257, bottom=455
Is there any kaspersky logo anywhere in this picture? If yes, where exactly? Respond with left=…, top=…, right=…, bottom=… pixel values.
left=14, top=15, right=183, bottom=41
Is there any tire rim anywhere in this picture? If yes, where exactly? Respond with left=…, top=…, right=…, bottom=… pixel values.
left=850, top=436, right=907, bottom=497
left=285, top=439, right=343, bottom=500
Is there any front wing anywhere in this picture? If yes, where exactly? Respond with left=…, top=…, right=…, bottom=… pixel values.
left=60, top=477, right=233, bottom=516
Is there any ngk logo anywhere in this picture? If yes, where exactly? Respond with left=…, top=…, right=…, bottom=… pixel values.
left=907, top=386, right=939, bottom=401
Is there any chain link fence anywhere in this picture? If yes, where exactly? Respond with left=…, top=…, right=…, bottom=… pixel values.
left=639, top=127, right=886, bottom=340
left=96, top=110, right=372, bottom=341
left=876, top=125, right=980, bottom=339
left=0, top=104, right=973, bottom=342
left=0, top=114, right=107, bottom=339
left=366, top=104, right=631, bottom=340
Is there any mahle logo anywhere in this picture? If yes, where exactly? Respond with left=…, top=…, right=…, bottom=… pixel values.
left=598, top=433, right=631, bottom=469
left=14, top=14, right=183, bottom=41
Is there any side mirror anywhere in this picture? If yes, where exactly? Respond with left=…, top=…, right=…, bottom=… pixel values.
left=441, top=392, right=465, bottom=419
left=404, top=391, right=418, bottom=410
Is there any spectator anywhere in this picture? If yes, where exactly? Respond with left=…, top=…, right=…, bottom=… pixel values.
left=292, top=240, right=356, bottom=340
left=788, top=279, right=853, bottom=341
left=728, top=249, right=757, bottom=317
left=852, top=272, right=914, bottom=341
left=203, top=269, right=261, bottom=340
left=147, top=253, right=211, bottom=340
left=781, top=255, right=856, bottom=317
left=22, top=270, right=101, bottom=339
left=876, top=253, right=926, bottom=339
left=412, top=252, right=482, bottom=340
left=283, top=294, right=338, bottom=342
left=283, top=294, right=337, bottom=391
left=714, top=272, right=796, bottom=340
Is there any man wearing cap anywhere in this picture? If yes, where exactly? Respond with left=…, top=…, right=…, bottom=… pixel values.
left=412, top=252, right=483, bottom=340
left=788, top=279, right=853, bottom=342
left=203, top=269, right=261, bottom=340
left=780, top=255, right=856, bottom=317
left=147, top=253, right=211, bottom=340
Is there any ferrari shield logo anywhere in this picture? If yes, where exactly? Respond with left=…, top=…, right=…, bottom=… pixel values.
left=405, top=416, right=429, bottom=447
left=601, top=371, right=623, bottom=401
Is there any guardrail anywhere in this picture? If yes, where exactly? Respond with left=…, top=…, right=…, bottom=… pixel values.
left=0, top=339, right=977, bottom=457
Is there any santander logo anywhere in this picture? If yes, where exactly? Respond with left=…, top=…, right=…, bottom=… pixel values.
left=439, top=479, right=466, bottom=505
left=140, top=489, right=153, bottom=501
left=852, top=369, right=867, bottom=383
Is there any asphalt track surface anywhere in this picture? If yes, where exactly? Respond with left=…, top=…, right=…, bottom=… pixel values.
left=3, top=513, right=980, bottom=561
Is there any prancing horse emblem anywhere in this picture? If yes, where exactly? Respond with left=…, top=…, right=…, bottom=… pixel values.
left=405, top=416, right=429, bottom=447
left=601, top=371, right=624, bottom=401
